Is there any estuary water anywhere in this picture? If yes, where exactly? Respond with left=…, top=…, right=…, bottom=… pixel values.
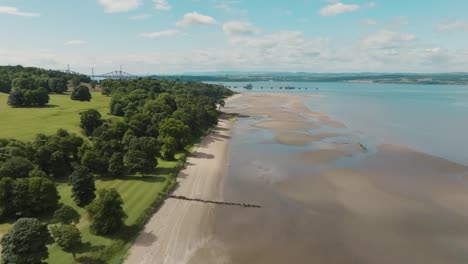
left=214, top=82, right=468, bottom=165
left=194, top=82, right=468, bottom=264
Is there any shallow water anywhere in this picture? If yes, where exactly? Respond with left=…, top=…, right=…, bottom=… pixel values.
left=212, top=82, right=468, bottom=165
left=199, top=91, right=468, bottom=264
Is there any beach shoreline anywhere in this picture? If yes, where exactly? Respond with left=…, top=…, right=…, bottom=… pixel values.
left=126, top=92, right=468, bottom=264
left=125, top=97, right=237, bottom=264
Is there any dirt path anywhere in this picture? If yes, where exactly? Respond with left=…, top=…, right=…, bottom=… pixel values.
left=125, top=117, right=234, bottom=264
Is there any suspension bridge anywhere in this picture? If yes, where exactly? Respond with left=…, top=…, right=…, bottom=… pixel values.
left=59, top=65, right=139, bottom=80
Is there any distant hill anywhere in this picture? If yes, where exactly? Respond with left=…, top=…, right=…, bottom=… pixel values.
left=152, top=72, right=468, bottom=85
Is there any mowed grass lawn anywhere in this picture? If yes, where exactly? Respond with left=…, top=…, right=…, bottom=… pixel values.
left=48, top=159, right=176, bottom=263
left=0, top=92, right=112, bottom=141
left=0, top=92, right=178, bottom=263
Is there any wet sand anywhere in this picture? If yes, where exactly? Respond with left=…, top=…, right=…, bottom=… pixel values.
left=127, top=92, right=468, bottom=264
left=205, top=93, right=468, bottom=264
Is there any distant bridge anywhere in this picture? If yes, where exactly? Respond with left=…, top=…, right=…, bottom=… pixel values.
left=58, top=65, right=139, bottom=80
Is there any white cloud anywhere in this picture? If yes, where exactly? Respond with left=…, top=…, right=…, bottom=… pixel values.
left=436, top=20, right=468, bottom=33
left=320, top=2, right=360, bottom=16
left=140, top=29, right=179, bottom=38
left=65, top=40, right=87, bottom=45
left=367, top=2, right=376, bottom=8
left=129, top=14, right=151, bottom=20
left=153, top=0, right=171, bottom=11
left=176, top=12, right=216, bottom=27
left=213, top=0, right=247, bottom=16
left=362, top=18, right=377, bottom=26
left=97, top=0, right=141, bottom=13
left=361, top=30, right=416, bottom=49
left=222, top=21, right=260, bottom=35
left=0, top=6, right=40, bottom=17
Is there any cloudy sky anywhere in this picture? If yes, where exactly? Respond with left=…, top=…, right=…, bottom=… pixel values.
left=0, top=0, right=467, bottom=74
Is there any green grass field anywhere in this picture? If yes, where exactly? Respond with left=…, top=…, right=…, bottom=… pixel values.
left=0, top=92, right=180, bottom=263
left=47, top=161, right=176, bottom=263
left=0, top=92, right=112, bottom=141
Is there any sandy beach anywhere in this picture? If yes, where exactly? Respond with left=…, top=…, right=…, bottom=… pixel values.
left=125, top=116, right=233, bottom=264
left=126, top=92, right=468, bottom=264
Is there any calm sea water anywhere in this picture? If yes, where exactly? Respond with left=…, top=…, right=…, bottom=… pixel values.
left=212, top=81, right=468, bottom=166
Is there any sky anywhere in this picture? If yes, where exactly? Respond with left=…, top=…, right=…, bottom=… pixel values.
left=0, top=0, right=468, bottom=75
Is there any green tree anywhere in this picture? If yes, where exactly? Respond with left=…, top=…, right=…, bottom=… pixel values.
left=0, top=78, right=11, bottom=93
left=28, top=168, right=49, bottom=178
left=50, top=224, right=82, bottom=261
left=71, top=85, right=92, bottom=102
left=71, top=76, right=81, bottom=87
left=86, top=188, right=127, bottom=235
left=11, top=77, right=35, bottom=91
left=108, top=152, right=125, bottom=177
left=1, top=218, right=53, bottom=264
left=160, top=136, right=177, bottom=160
left=124, top=137, right=159, bottom=175
left=79, top=109, right=103, bottom=136
left=28, top=177, right=60, bottom=215
left=53, top=205, right=80, bottom=225
left=48, top=78, right=67, bottom=94
left=10, top=178, right=31, bottom=217
left=158, top=118, right=190, bottom=150
left=0, top=156, right=34, bottom=179
left=70, top=166, right=96, bottom=207
left=32, top=88, right=50, bottom=106
left=0, top=177, right=13, bottom=217
left=80, top=149, right=108, bottom=175
left=7, top=90, right=25, bottom=107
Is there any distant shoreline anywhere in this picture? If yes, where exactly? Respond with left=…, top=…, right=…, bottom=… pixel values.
left=151, top=74, right=468, bottom=85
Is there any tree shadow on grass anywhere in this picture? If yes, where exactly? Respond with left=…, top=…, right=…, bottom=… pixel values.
left=77, top=256, right=105, bottom=264
left=98, top=175, right=166, bottom=183
left=76, top=242, right=106, bottom=254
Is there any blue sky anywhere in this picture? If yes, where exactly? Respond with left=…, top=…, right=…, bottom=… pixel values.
left=0, top=0, right=467, bottom=74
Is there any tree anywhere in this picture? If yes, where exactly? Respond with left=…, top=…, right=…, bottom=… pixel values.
left=86, top=188, right=127, bottom=235
left=70, top=166, right=96, bottom=207
left=54, top=205, right=80, bottom=225
left=0, top=156, right=34, bottom=179
left=71, top=76, right=81, bottom=87
left=124, top=137, right=159, bottom=175
left=160, top=136, right=177, bottom=160
left=80, top=149, right=108, bottom=175
left=48, top=78, right=67, bottom=94
left=79, top=109, right=103, bottom=136
left=1, top=218, right=53, bottom=264
left=218, top=99, right=225, bottom=110
left=71, top=85, right=92, bottom=102
left=108, top=152, right=125, bottom=177
left=0, top=78, right=11, bottom=93
left=11, top=77, right=35, bottom=91
left=7, top=90, right=25, bottom=107
left=28, top=168, right=49, bottom=178
left=158, top=118, right=190, bottom=150
left=0, top=177, right=13, bottom=217
left=50, top=224, right=82, bottom=261
left=10, top=178, right=31, bottom=217
left=32, top=88, right=50, bottom=106
left=28, top=177, right=60, bottom=215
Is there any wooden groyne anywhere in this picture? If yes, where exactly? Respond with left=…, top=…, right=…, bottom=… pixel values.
left=168, top=195, right=261, bottom=208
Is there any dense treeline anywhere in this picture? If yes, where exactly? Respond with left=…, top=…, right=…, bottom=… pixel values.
left=0, top=75, right=233, bottom=262
left=0, top=65, right=91, bottom=107
left=0, top=76, right=232, bottom=222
